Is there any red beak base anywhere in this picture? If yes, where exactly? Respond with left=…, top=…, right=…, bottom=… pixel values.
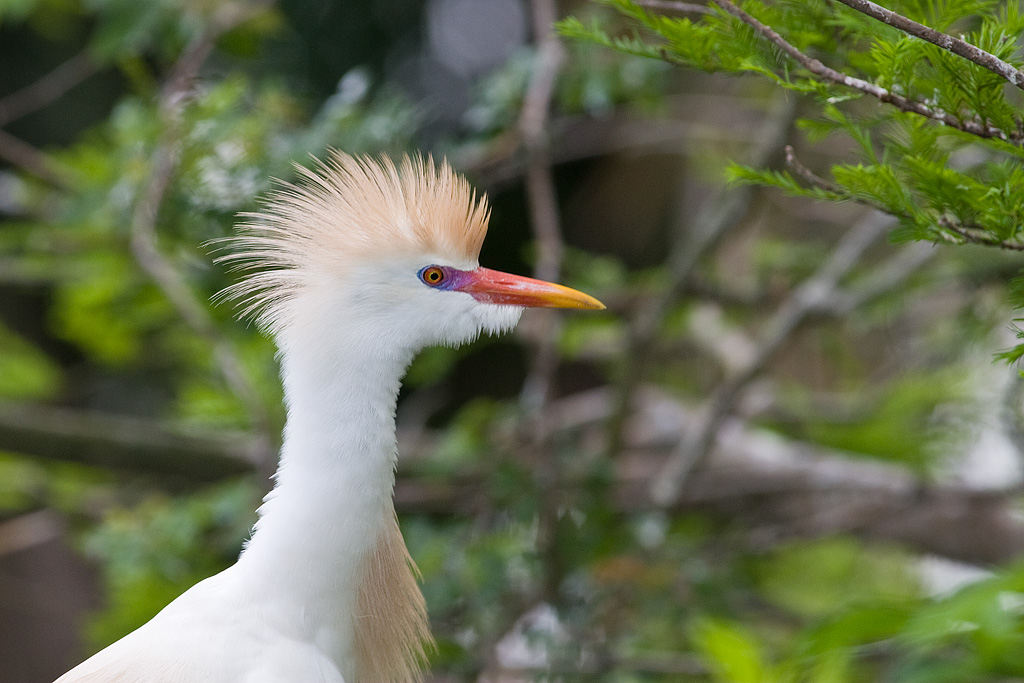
left=456, top=267, right=605, bottom=310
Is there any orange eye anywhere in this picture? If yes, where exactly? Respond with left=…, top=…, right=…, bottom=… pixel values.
left=420, top=266, right=446, bottom=286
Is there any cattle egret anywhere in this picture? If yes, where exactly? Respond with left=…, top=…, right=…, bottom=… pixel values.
left=55, top=153, right=604, bottom=683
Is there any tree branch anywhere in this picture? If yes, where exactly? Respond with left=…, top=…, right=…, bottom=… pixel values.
left=830, top=240, right=935, bottom=313
left=833, top=0, right=1024, bottom=92
left=0, top=129, right=74, bottom=189
left=784, top=145, right=843, bottom=195
left=785, top=145, right=1024, bottom=252
left=0, top=401, right=259, bottom=480
left=937, top=215, right=1024, bottom=251
left=395, top=386, right=1024, bottom=566
left=517, top=0, right=570, bottom=611
left=650, top=210, right=894, bottom=506
left=516, top=0, right=567, bottom=417
left=128, top=11, right=277, bottom=472
left=604, top=97, right=797, bottom=458
left=0, top=50, right=100, bottom=128
left=519, top=0, right=567, bottom=289
left=3, top=393, right=1022, bottom=565
left=709, top=0, right=1022, bottom=144
left=0, top=510, right=63, bottom=559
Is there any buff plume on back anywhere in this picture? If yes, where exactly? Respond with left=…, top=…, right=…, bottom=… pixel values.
left=54, top=152, right=603, bottom=683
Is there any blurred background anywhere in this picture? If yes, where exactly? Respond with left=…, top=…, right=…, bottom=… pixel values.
left=2, top=0, right=1024, bottom=681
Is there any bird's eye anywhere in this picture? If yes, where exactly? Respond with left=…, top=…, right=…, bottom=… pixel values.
left=419, top=266, right=446, bottom=287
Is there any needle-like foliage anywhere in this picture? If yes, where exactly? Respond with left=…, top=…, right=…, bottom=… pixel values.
left=562, top=0, right=1024, bottom=358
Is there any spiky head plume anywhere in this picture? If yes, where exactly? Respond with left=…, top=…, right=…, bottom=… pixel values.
left=214, top=152, right=491, bottom=333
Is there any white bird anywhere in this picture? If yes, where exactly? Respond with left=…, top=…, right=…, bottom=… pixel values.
left=55, top=153, right=604, bottom=683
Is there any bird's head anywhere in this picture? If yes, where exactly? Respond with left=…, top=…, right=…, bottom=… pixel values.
left=215, top=153, right=603, bottom=356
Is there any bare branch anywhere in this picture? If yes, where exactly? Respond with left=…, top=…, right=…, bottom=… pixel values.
left=831, top=240, right=935, bottom=313
left=467, top=112, right=763, bottom=192
left=393, top=386, right=1024, bottom=566
left=650, top=211, right=895, bottom=506
left=4, top=392, right=1023, bottom=565
left=709, top=0, right=1022, bottom=144
left=0, top=129, right=74, bottom=189
left=517, top=0, right=568, bottom=417
left=784, top=145, right=843, bottom=195
left=128, top=12, right=277, bottom=472
left=785, top=146, right=1024, bottom=252
left=604, top=97, right=798, bottom=458
left=833, top=0, right=1024, bottom=91
left=519, top=0, right=567, bottom=287
left=0, top=510, right=62, bottom=558
left=937, top=215, right=1024, bottom=251
left=0, top=49, right=103, bottom=189
left=0, top=50, right=100, bottom=127
left=514, top=0, right=571, bottom=609
left=0, top=401, right=260, bottom=479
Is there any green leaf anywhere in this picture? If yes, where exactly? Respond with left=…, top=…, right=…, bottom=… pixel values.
left=693, top=618, right=776, bottom=683
left=759, top=538, right=918, bottom=619
left=0, top=324, right=61, bottom=399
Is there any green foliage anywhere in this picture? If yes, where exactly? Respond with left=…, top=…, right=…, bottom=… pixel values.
left=411, top=517, right=542, bottom=675
left=768, top=369, right=968, bottom=471
left=899, top=564, right=1024, bottom=679
left=759, top=538, right=919, bottom=619
left=82, top=481, right=258, bottom=649
left=565, top=0, right=1024, bottom=361
left=0, top=453, right=49, bottom=510
left=463, top=37, right=667, bottom=141
left=552, top=3, right=1024, bottom=679
left=0, top=323, right=61, bottom=399
left=3, top=0, right=1024, bottom=680
left=693, top=618, right=783, bottom=683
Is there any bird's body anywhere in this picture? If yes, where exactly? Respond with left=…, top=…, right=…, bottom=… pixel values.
left=51, top=569, right=350, bottom=682
left=55, top=154, right=602, bottom=683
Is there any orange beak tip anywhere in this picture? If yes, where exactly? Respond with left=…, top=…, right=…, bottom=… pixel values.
left=459, top=267, right=605, bottom=311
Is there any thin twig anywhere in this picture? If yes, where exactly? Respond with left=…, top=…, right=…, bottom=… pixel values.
left=0, top=128, right=73, bottom=188
left=785, top=145, right=1024, bottom=252
left=467, top=113, right=762, bottom=191
left=604, top=97, right=797, bottom=458
left=784, top=145, right=843, bottom=194
left=1000, top=369, right=1024, bottom=468
left=129, top=10, right=277, bottom=472
left=414, top=391, right=1024, bottom=564
left=0, top=400, right=261, bottom=479
left=0, top=50, right=100, bottom=127
left=830, top=241, right=935, bottom=313
left=937, top=215, right=1024, bottom=251
left=650, top=211, right=895, bottom=506
left=518, top=155, right=564, bottom=417
left=518, top=0, right=568, bottom=417
left=833, top=0, right=1024, bottom=91
left=5, top=391, right=1024, bottom=565
left=515, top=0, right=569, bottom=615
left=709, top=0, right=1022, bottom=144
left=0, top=511, right=62, bottom=558
left=519, top=0, right=567, bottom=287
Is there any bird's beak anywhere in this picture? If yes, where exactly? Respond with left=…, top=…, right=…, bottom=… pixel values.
left=457, top=267, right=605, bottom=310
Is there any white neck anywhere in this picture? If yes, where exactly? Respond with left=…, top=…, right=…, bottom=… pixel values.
left=234, top=307, right=414, bottom=678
